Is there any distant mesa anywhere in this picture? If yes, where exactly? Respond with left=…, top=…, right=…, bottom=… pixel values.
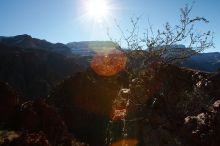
left=67, top=41, right=120, bottom=56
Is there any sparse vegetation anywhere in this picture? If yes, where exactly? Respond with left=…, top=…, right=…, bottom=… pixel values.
left=108, top=4, right=214, bottom=73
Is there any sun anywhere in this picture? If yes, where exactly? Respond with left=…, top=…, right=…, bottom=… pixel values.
left=85, top=0, right=110, bottom=22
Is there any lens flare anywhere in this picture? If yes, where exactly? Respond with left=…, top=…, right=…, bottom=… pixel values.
left=91, top=49, right=127, bottom=76
left=111, top=139, right=139, bottom=146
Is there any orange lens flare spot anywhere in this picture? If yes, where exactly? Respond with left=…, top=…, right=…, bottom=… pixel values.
left=91, top=49, right=127, bottom=76
left=111, top=139, right=139, bottom=146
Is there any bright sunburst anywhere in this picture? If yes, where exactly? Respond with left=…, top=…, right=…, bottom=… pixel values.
left=84, top=0, right=110, bottom=22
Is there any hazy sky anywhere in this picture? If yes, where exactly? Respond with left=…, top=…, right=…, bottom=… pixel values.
left=0, top=0, right=219, bottom=52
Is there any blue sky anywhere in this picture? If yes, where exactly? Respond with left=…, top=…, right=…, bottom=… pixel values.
left=0, top=0, right=219, bottom=52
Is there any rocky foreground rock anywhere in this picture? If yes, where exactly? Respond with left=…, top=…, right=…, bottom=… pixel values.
left=0, top=63, right=220, bottom=146
left=0, top=82, right=87, bottom=146
left=48, top=63, right=220, bottom=146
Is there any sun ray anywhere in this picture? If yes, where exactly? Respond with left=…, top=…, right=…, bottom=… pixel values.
left=84, top=0, right=111, bottom=23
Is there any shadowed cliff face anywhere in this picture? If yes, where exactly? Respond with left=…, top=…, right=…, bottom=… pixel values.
left=0, top=43, right=89, bottom=99
left=0, top=82, right=19, bottom=125
left=0, top=60, right=220, bottom=146
left=48, top=63, right=220, bottom=146
left=48, top=69, right=129, bottom=146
